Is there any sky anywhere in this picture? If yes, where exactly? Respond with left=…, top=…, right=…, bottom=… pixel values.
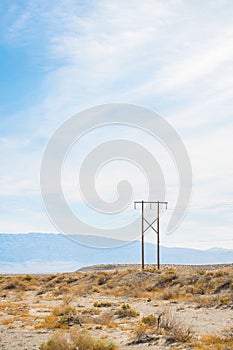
left=1, top=0, right=233, bottom=249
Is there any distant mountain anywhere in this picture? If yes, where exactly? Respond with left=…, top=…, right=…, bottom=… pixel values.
left=0, top=233, right=232, bottom=273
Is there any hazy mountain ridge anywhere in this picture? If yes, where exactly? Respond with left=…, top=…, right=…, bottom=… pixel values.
left=0, top=233, right=232, bottom=273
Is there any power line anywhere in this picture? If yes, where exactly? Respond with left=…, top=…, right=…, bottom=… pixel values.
left=161, top=238, right=233, bottom=244
left=166, top=201, right=233, bottom=211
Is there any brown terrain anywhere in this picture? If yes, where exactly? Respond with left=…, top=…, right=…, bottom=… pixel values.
left=0, top=264, right=233, bottom=350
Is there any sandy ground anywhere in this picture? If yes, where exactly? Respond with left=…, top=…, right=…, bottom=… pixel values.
left=1, top=296, right=233, bottom=349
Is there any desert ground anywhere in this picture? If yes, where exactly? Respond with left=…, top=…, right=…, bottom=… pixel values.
left=0, top=264, right=233, bottom=350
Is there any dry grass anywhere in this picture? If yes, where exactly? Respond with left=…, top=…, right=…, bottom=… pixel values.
left=115, top=304, right=139, bottom=318
left=82, top=307, right=101, bottom=315
left=159, top=308, right=192, bottom=343
left=93, top=301, right=112, bottom=307
left=192, top=334, right=233, bottom=349
left=39, top=328, right=119, bottom=350
left=35, top=303, right=79, bottom=330
left=36, top=315, right=63, bottom=330
left=0, top=318, right=14, bottom=325
left=52, top=304, right=77, bottom=317
left=141, top=314, right=158, bottom=326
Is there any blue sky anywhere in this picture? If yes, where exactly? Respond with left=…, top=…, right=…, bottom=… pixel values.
left=1, top=0, right=233, bottom=249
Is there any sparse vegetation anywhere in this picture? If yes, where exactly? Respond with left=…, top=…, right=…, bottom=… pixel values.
left=39, top=329, right=119, bottom=350
left=115, top=304, right=139, bottom=318
left=93, top=301, right=112, bottom=307
left=82, top=307, right=101, bottom=315
left=0, top=265, right=232, bottom=349
left=142, top=314, right=157, bottom=326
left=191, top=333, right=233, bottom=349
left=159, top=308, right=192, bottom=342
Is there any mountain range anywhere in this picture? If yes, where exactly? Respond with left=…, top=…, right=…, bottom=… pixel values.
left=0, top=233, right=232, bottom=273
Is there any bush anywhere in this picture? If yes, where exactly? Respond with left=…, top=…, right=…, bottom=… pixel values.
left=159, top=308, right=191, bottom=342
left=142, top=314, right=157, bottom=326
left=93, top=301, right=112, bottom=307
left=40, top=329, right=119, bottom=350
left=53, top=304, right=77, bottom=317
left=115, top=304, right=139, bottom=318
left=40, top=334, right=72, bottom=350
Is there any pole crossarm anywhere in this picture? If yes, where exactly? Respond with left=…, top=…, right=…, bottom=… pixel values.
left=134, top=200, right=168, bottom=270
left=143, top=217, right=158, bottom=234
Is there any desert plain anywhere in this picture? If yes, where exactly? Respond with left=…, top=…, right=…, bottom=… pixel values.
left=0, top=264, right=233, bottom=350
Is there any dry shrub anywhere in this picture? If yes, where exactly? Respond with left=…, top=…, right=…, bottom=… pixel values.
left=39, top=333, right=72, bottom=350
left=36, top=315, right=62, bottom=330
left=36, top=303, right=78, bottom=330
left=207, top=268, right=233, bottom=278
left=52, top=304, right=77, bottom=317
left=82, top=307, right=101, bottom=315
left=144, top=267, right=161, bottom=274
left=40, top=329, right=119, bottom=350
left=115, top=304, right=139, bottom=318
left=159, top=288, right=174, bottom=300
left=71, top=329, right=118, bottom=349
left=0, top=301, right=29, bottom=317
left=52, top=286, right=69, bottom=296
left=130, top=324, right=154, bottom=344
left=1, top=318, right=14, bottom=325
left=93, top=301, right=112, bottom=307
left=3, top=279, right=25, bottom=291
left=62, top=295, right=73, bottom=305
left=142, top=314, right=157, bottom=326
left=159, top=308, right=191, bottom=343
left=191, top=294, right=232, bottom=308
left=22, top=274, right=34, bottom=281
left=192, top=334, right=233, bottom=350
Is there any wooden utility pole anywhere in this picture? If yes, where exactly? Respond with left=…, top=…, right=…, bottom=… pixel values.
left=141, top=200, right=144, bottom=270
left=134, top=201, right=168, bottom=270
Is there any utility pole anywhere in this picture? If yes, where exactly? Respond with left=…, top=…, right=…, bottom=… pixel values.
left=134, top=201, right=168, bottom=270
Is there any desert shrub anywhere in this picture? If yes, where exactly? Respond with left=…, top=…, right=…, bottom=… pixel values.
left=159, top=288, right=174, bottom=300
left=165, top=268, right=175, bottom=274
left=93, top=301, right=112, bottom=307
left=37, top=304, right=78, bottom=330
left=115, top=304, right=139, bottom=318
left=71, top=329, right=118, bottom=350
left=156, top=273, right=178, bottom=288
left=22, top=274, right=33, bottom=281
left=1, top=318, right=14, bottom=325
left=142, top=314, right=157, bottom=326
left=130, top=324, right=154, bottom=345
left=62, top=295, right=73, bottom=305
left=36, top=289, right=46, bottom=296
left=52, top=304, right=77, bottom=317
left=39, top=333, right=73, bottom=350
left=82, top=307, right=101, bottom=315
left=3, top=279, right=25, bottom=291
left=190, top=294, right=232, bottom=308
left=159, top=308, right=191, bottom=343
left=192, top=334, right=233, bottom=349
left=37, top=315, right=61, bottom=330
left=66, top=277, right=78, bottom=284
left=208, top=268, right=233, bottom=278
left=40, top=329, right=119, bottom=350
left=144, top=267, right=161, bottom=274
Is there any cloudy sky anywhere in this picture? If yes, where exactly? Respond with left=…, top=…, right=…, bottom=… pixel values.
left=1, top=0, right=233, bottom=249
